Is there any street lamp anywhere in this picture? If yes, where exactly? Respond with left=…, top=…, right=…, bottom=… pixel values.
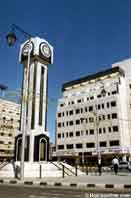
left=82, top=87, right=107, bottom=165
left=6, top=24, right=32, bottom=180
left=95, top=87, right=107, bottom=163
left=6, top=24, right=32, bottom=46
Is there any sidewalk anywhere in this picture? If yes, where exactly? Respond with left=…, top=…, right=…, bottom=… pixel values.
left=0, top=172, right=131, bottom=190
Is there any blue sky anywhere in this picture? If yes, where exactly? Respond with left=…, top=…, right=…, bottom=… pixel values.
left=0, top=0, right=131, bottom=142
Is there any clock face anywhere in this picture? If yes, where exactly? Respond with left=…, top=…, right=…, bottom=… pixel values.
left=40, top=43, right=51, bottom=58
left=22, top=42, right=33, bottom=56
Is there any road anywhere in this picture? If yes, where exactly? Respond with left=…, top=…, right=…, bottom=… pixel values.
left=0, top=185, right=131, bottom=198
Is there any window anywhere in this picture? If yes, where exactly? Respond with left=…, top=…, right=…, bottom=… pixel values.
left=66, top=132, right=68, bottom=137
left=129, top=84, right=131, bottom=89
left=77, top=99, right=81, bottom=103
left=89, top=117, right=94, bottom=123
left=86, top=142, right=95, bottom=148
left=58, top=145, right=64, bottom=150
left=85, top=107, right=88, bottom=112
left=110, top=140, right=119, bottom=146
left=58, top=123, right=61, bottom=128
left=69, top=110, right=73, bottom=115
left=108, top=127, right=111, bottom=133
left=85, top=118, right=88, bottom=123
left=69, top=121, right=73, bottom=126
left=100, top=141, right=107, bottom=147
left=107, top=114, right=110, bottom=120
left=80, top=118, right=84, bottom=123
left=90, top=96, right=94, bottom=100
left=66, top=122, right=68, bottom=126
left=112, top=91, right=117, bottom=95
left=103, top=128, right=106, bottom=133
left=97, top=95, right=101, bottom=98
left=66, top=111, right=68, bottom=116
left=76, top=143, right=83, bottom=149
left=112, top=113, right=117, bottom=119
left=62, top=122, right=64, bottom=127
left=76, top=109, right=80, bottom=114
left=60, top=103, right=64, bottom=107
left=8, top=133, right=12, bottom=137
left=69, top=132, right=73, bottom=137
left=81, top=108, right=83, bottom=113
left=98, top=116, right=101, bottom=121
left=89, top=106, right=93, bottom=112
left=3, top=117, right=6, bottom=123
left=0, top=133, right=4, bottom=136
left=89, top=129, right=94, bottom=135
left=81, top=118, right=86, bottom=124
left=62, top=112, right=64, bottom=116
left=58, top=134, right=61, bottom=138
left=0, top=141, right=4, bottom=144
left=76, top=120, right=80, bottom=125
left=76, top=131, right=80, bottom=136
left=66, top=144, right=74, bottom=149
left=10, top=118, right=13, bottom=122
left=62, top=133, right=64, bottom=138
left=98, top=105, right=100, bottom=110
left=107, top=102, right=109, bottom=108
left=86, top=130, right=88, bottom=135
left=113, top=126, right=118, bottom=132
left=102, top=115, right=105, bottom=120
left=99, top=128, right=102, bottom=134
left=102, top=104, right=104, bottom=109
left=111, top=101, right=116, bottom=107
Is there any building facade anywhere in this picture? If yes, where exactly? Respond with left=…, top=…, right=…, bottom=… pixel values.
left=0, top=98, right=20, bottom=161
left=55, top=59, right=131, bottom=165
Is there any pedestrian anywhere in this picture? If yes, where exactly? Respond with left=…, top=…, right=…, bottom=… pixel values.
left=97, top=158, right=102, bottom=176
left=15, top=165, right=20, bottom=179
left=112, top=157, right=119, bottom=175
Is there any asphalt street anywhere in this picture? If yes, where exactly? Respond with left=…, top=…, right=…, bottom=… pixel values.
left=0, top=185, right=84, bottom=198
left=0, top=185, right=131, bottom=198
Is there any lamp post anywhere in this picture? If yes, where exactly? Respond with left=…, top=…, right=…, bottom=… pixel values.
left=82, top=87, right=106, bottom=165
left=95, top=88, right=106, bottom=163
left=6, top=24, right=32, bottom=180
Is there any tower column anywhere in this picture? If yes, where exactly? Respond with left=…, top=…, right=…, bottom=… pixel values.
left=42, top=64, right=48, bottom=131
left=34, top=61, right=41, bottom=129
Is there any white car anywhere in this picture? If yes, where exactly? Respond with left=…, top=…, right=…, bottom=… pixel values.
left=110, top=161, right=130, bottom=170
left=118, top=161, right=129, bottom=169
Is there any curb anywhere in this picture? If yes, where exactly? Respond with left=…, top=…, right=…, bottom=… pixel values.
left=0, top=179, right=131, bottom=190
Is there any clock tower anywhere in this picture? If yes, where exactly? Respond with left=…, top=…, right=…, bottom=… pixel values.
left=15, top=37, right=53, bottom=163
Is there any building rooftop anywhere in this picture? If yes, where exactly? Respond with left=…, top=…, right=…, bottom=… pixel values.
left=62, top=66, right=125, bottom=92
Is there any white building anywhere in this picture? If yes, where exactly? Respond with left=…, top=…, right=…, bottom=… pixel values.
left=0, top=98, right=20, bottom=161
left=55, top=58, right=131, bottom=165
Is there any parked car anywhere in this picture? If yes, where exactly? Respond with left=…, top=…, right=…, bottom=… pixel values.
left=110, top=161, right=129, bottom=170
left=119, top=161, right=129, bottom=169
left=128, top=160, right=131, bottom=171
